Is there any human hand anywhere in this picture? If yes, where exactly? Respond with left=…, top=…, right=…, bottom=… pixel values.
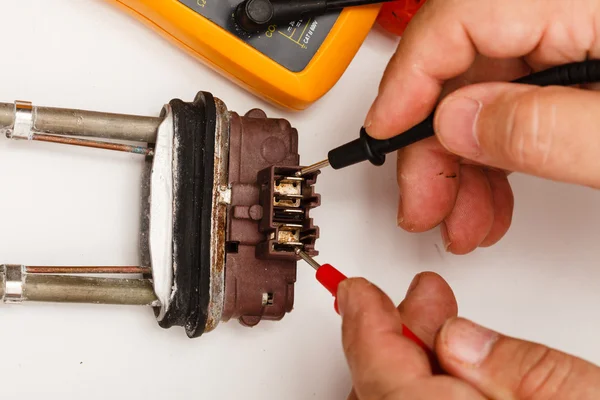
left=366, top=0, right=600, bottom=254
left=339, top=274, right=600, bottom=399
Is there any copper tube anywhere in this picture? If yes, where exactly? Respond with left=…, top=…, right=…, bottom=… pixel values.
left=32, top=134, right=154, bottom=156
left=26, top=266, right=151, bottom=275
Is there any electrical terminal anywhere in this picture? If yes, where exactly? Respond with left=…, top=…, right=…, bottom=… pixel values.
left=258, top=166, right=320, bottom=259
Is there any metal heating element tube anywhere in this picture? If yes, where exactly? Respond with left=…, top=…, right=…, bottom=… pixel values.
left=24, top=275, right=158, bottom=305
left=0, top=102, right=161, bottom=143
left=0, top=265, right=158, bottom=306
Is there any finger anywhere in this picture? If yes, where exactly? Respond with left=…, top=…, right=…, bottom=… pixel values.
left=523, top=4, right=600, bottom=72
left=581, top=82, right=600, bottom=91
left=396, top=57, right=523, bottom=234
left=397, top=137, right=460, bottom=232
left=435, top=83, right=600, bottom=188
left=480, top=169, right=514, bottom=247
left=338, top=278, right=431, bottom=399
left=397, top=272, right=458, bottom=349
left=441, top=55, right=531, bottom=98
left=393, top=376, right=487, bottom=400
left=365, top=0, right=600, bottom=139
left=441, top=165, right=494, bottom=255
left=349, top=375, right=487, bottom=400
left=339, top=278, right=486, bottom=400
left=437, top=318, right=600, bottom=399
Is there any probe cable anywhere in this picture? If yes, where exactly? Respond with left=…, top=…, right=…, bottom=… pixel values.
left=236, top=0, right=395, bottom=32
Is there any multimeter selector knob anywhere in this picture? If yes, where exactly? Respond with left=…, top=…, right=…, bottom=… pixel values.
left=236, top=0, right=274, bottom=32
left=236, top=0, right=328, bottom=32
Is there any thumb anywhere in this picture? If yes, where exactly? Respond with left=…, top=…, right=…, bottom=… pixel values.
left=437, top=318, right=600, bottom=399
left=434, top=83, right=600, bottom=188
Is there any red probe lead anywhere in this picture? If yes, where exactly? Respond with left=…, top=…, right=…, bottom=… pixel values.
left=295, top=249, right=433, bottom=358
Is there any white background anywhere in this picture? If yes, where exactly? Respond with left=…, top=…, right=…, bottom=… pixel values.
left=0, top=1, right=599, bottom=399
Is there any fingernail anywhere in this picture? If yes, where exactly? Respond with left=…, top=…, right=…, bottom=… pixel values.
left=406, top=273, right=421, bottom=295
left=397, top=195, right=404, bottom=226
left=440, top=222, right=451, bottom=251
left=443, top=318, right=499, bottom=366
left=364, top=100, right=377, bottom=129
left=435, top=97, right=482, bottom=158
left=337, top=280, right=351, bottom=317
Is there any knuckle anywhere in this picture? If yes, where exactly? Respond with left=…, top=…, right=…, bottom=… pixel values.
left=516, top=344, right=573, bottom=399
left=501, top=88, right=556, bottom=172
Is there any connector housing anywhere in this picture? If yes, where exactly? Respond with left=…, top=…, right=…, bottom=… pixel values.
left=222, top=109, right=321, bottom=327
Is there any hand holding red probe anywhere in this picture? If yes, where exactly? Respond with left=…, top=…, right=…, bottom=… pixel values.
left=299, top=258, right=600, bottom=399
left=295, top=249, right=434, bottom=359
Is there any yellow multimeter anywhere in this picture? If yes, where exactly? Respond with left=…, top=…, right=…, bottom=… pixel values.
left=113, top=0, right=381, bottom=110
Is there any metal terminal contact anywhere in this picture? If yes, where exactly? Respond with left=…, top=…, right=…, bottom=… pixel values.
left=274, top=193, right=302, bottom=208
left=257, top=166, right=320, bottom=259
left=294, top=248, right=321, bottom=271
left=276, top=224, right=303, bottom=246
left=273, top=177, right=306, bottom=249
left=296, top=159, right=330, bottom=177
left=274, top=177, right=303, bottom=208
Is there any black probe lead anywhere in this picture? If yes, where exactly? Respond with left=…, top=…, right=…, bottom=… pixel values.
left=235, top=0, right=393, bottom=32
left=296, top=59, right=600, bottom=177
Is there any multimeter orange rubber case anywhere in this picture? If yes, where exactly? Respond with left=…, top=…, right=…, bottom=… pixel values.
left=112, top=0, right=381, bottom=110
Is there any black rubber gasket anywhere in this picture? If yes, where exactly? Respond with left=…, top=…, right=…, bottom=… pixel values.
left=157, top=91, right=216, bottom=338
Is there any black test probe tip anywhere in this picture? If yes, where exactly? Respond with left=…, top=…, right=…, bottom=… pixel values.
left=235, top=0, right=392, bottom=32
left=296, top=60, right=600, bottom=177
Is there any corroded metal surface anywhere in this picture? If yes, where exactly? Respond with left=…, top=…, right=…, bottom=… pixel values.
left=205, top=98, right=231, bottom=332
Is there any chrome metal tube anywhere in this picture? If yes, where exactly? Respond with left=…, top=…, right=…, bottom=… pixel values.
left=0, top=102, right=161, bottom=143
left=23, top=275, right=158, bottom=306
left=0, top=102, right=12, bottom=127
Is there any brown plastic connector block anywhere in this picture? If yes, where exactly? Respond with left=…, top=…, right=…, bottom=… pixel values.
left=222, top=108, right=321, bottom=327
left=257, top=166, right=320, bottom=260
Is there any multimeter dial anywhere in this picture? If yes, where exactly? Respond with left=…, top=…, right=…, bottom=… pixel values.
left=179, top=0, right=340, bottom=72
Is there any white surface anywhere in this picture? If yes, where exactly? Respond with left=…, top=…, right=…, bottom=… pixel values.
left=149, top=107, right=175, bottom=320
left=0, top=1, right=599, bottom=399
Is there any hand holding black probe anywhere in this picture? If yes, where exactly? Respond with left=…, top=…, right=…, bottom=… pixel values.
left=296, top=60, right=600, bottom=177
